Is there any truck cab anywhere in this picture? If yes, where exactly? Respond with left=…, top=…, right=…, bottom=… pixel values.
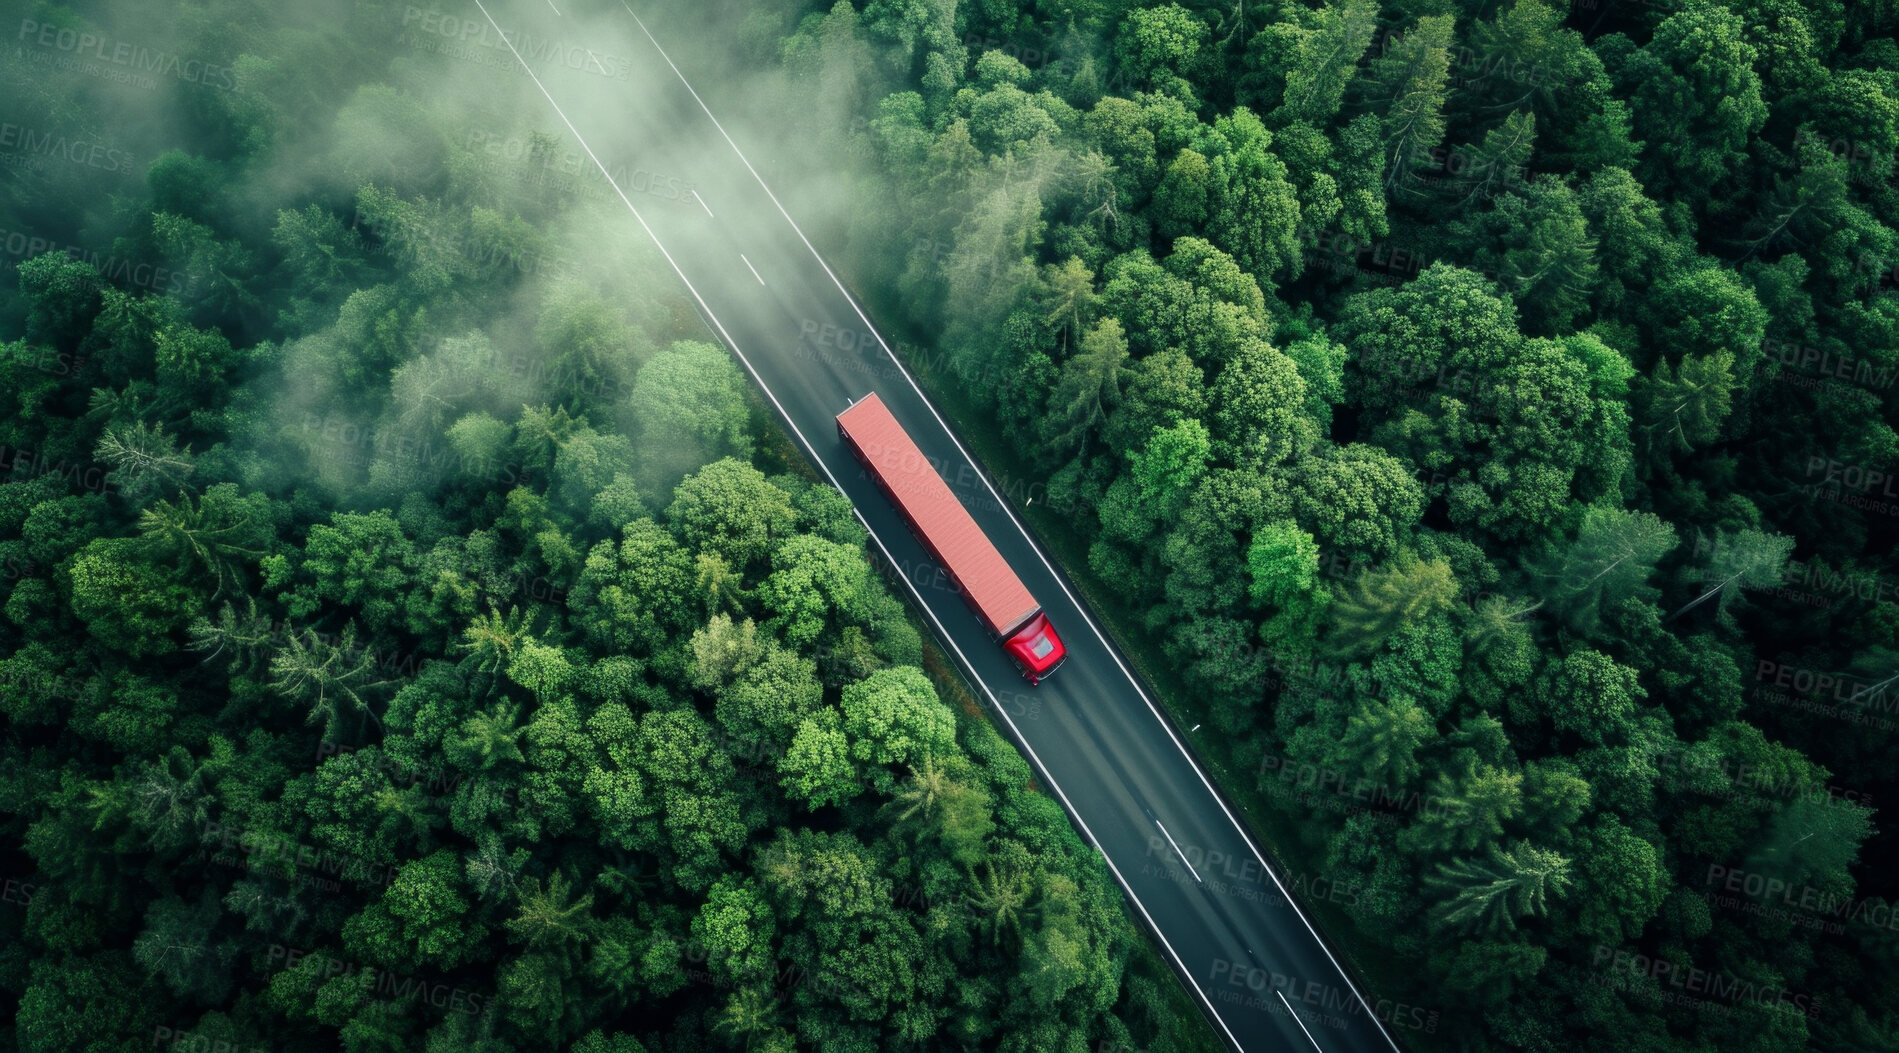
left=1002, top=612, right=1067, bottom=685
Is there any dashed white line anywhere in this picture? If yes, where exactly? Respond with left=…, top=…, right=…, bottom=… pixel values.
left=544, top=0, right=562, bottom=14
left=1155, top=820, right=1203, bottom=884
left=740, top=253, right=764, bottom=285
left=461, top=35, right=1217, bottom=1053
left=600, top=8, right=1250, bottom=1052
left=582, top=47, right=609, bottom=75
left=1277, top=991, right=1325, bottom=1051
left=615, top=9, right=1408, bottom=1053
left=691, top=188, right=713, bottom=218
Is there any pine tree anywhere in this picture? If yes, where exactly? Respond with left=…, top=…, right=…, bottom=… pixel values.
left=1039, top=256, right=1097, bottom=353
left=269, top=623, right=393, bottom=741
left=187, top=596, right=278, bottom=675
left=1046, top=318, right=1129, bottom=457
left=1329, top=551, right=1459, bottom=658
left=1281, top=0, right=1380, bottom=127
left=1635, top=350, right=1735, bottom=461
left=95, top=420, right=196, bottom=502
left=1529, top=505, right=1677, bottom=636
left=713, top=984, right=785, bottom=1051
left=449, top=701, right=526, bottom=772
left=1367, top=15, right=1455, bottom=196
left=1669, top=528, right=1795, bottom=624
left=458, top=605, right=533, bottom=692
left=694, top=552, right=747, bottom=615
left=1452, top=111, right=1537, bottom=210
left=1425, top=840, right=1573, bottom=934
left=1334, top=694, right=1435, bottom=790
left=1407, top=753, right=1525, bottom=856
left=506, top=871, right=596, bottom=954
left=966, top=843, right=1040, bottom=950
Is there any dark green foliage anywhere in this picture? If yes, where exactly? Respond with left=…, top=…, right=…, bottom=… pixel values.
left=0, top=8, right=1195, bottom=1052
left=754, top=0, right=1899, bottom=1046
left=7, top=0, right=1897, bottom=1049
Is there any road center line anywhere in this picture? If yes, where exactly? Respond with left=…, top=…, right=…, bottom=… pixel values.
left=541, top=7, right=1293, bottom=1050
left=1277, top=991, right=1326, bottom=1051
left=740, top=253, right=764, bottom=285
left=614, top=11, right=1408, bottom=1052
left=1155, top=820, right=1203, bottom=884
left=691, top=188, right=713, bottom=218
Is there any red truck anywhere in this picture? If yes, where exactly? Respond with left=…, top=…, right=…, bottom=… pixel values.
left=837, top=392, right=1067, bottom=685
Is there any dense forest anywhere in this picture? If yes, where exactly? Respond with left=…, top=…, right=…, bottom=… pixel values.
left=4, top=0, right=1898, bottom=1051
left=0, top=3, right=1225, bottom=1052
left=677, top=0, right=1899, bottom=1049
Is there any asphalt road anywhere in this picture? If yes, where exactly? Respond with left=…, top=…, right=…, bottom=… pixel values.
left=467, top=3, right=1415, bottom=1048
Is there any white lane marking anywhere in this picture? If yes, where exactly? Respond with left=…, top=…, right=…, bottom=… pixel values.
left=544, top=0, right=562, bottom=14
left=583, top=47, right=609, bottom=75
left=1155, top=820, right=1202, bottom=884
left=691, top=188, right=714, bottom=218
left=466, top=46, right=1224, bottom=1046
left=617, top=10, right=1407, bottom=1053
left=1277, top=991, right=1325, bottom=1051
left=740, top=254, right=764, bottom=286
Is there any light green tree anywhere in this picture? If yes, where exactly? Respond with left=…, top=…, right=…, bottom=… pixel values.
left=1329, top=551, right=1458, bottom=659
left=1368, top=14, right=1454, bottom=196
left=269, top=623, right=392, bottom=741
left=1045, top=316, right=1129, bottom=456
left=1529, top=506, right=1678, bottom=636
left=1669, top=528, right=1796, bottom=624
left=1426, top=840, right=1573, bottom=935
left=1334, top=694, right=1436, bottom=790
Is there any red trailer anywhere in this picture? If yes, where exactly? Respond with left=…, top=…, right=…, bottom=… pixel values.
left=837, top=392, right=1067, bottom=684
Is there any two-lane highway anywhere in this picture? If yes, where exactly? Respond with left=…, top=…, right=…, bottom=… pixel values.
left=470, top=2, right=1411, bottom=1048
